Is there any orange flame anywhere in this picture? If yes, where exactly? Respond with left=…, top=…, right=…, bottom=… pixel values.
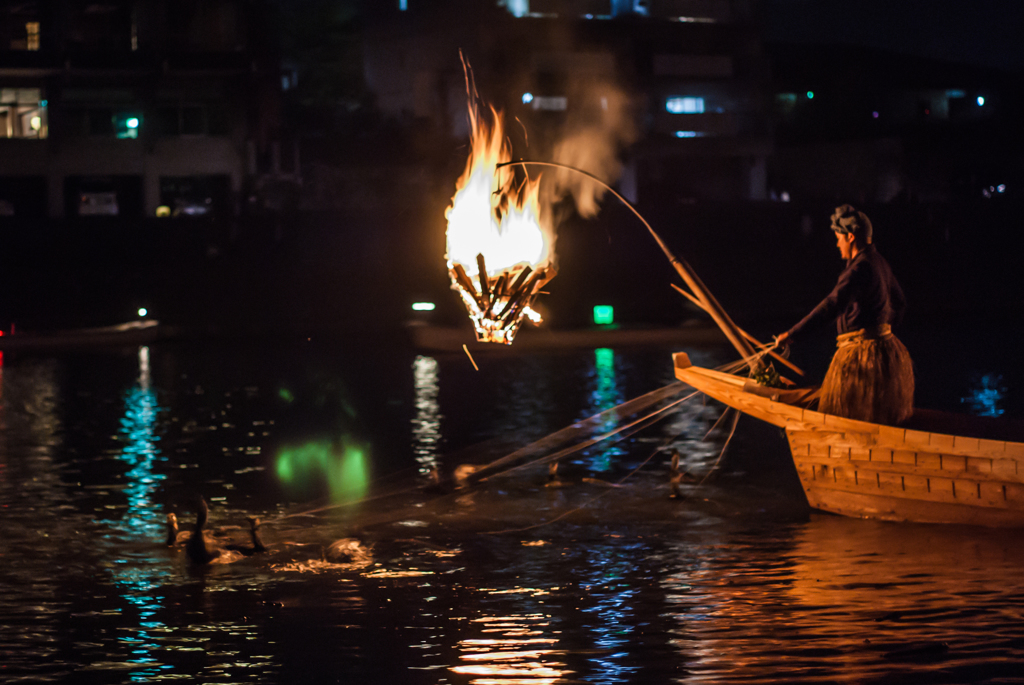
left=445, top=70, right=556, bottom=344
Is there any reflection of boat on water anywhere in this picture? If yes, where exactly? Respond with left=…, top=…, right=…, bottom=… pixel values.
left=0, top=320, right=164, bottom=352
left=674, top=352, right=1024, bottom=527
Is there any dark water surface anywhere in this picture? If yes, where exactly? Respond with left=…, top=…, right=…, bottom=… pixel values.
left=2, top=328, right=1023, bottom=684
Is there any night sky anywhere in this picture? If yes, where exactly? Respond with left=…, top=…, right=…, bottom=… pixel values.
left=760, top=0, right=1024, bottom=71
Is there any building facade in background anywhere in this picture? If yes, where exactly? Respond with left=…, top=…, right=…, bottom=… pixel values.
left=0, top=0, right=287, bottom=219
left=360, top=0, right=772, bottom=204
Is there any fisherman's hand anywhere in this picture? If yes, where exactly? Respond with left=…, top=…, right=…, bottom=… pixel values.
left=773, top=332, right=791, bottom=357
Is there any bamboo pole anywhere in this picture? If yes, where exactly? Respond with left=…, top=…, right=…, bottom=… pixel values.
left=671, top=283, right=803, bottom=377
left=497, top=160, right=762, bottom=371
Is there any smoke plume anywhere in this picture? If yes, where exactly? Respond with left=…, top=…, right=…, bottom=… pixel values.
left=543, top=83, right=637, bottom=219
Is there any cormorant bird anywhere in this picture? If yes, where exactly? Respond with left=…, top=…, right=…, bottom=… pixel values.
left=185, top=498, right=222, bottom=565
left=225, top=517, right=267, bottom=556
left=165, top=512, right=190, bottom=546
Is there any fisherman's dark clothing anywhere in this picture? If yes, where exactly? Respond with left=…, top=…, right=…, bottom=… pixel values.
left=786, top=245, right=906, bottom=340
left=783, top=243, right=913, bottom=424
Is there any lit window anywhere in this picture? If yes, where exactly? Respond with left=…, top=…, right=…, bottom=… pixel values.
left=522, top=92, right=534, bottom=104
left=0, top=88, right=47, bottom=139
left=674, top=131, right=703, bottom=138
left=532, top=96, right=567, bottom=111
left=666, top=97, right=704, bottom=114
left=26, top=22, right=40, bottom=51
left=977, top=96, right=985, bottom=106
left=399, top=0, right=408, bottom=9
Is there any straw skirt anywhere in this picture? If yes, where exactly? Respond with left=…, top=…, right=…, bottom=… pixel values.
left=819, top=325, right=914, bottom=425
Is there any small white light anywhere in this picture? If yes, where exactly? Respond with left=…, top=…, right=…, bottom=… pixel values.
left=30, top=116, right=41, bottom=130
left=127, top=117, right=139, bottom=128
left=781, top=192, right=791, bottom=202
left=977, top=96, right=985, bottom=106
left=675, top=130, right=698, bottom=138
left=412, top=302, right=435, bottom=311
left=522, top=92, right=534, bottom=104
left=997, top=184, right=1006, bottom=193
left=138, top=308, right=148, bottom=317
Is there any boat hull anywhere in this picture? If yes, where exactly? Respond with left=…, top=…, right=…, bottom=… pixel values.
left=674, top=352, right=1024, bottom=527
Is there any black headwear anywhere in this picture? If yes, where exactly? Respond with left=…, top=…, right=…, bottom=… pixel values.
left=830, top=204, right=873, bottom=244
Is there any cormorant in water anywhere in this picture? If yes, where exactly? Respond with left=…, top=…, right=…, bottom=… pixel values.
left=165, top=512, right=191, bottom=546
left=185, top=498, right=222, bottom=565
left=225, top=517, right=267, bottom=556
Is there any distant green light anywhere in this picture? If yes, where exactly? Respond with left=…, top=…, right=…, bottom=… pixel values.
left=593, top=305, right=614, bottom=325
left=278, top=388, right=294, bottom=403
left=412, top=302, right=435, bottom=311
left=806, top=91, right=814, bottom=99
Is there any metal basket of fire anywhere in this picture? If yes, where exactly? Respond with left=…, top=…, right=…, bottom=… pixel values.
left=449, top=255, right=556, bottom=345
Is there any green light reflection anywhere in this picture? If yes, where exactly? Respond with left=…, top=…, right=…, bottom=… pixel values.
left=585, top=348, right=624, bottom=472
left=276, top=438, right=370, bottom=503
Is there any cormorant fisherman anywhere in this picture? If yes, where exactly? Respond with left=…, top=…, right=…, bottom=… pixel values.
left=775, top=204, right=914, bottom=425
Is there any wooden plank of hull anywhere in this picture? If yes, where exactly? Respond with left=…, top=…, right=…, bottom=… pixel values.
left=799, top=483, right=1024, bottom=527
left=672, top=352, right=1024, bottom=526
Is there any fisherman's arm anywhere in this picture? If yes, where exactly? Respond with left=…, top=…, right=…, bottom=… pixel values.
left=777, top=262, right=860, bottom=346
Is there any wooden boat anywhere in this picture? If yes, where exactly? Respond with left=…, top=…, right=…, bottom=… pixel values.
left=0, top=320, right=163, bottom=352
left=673, top=351, right=1024, bottom=527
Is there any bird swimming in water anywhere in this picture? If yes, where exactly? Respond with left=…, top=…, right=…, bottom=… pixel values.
left=669, top=450, right=698, bottom=498
left=165, top=512, right=190, bottom=547
left=225, top=517, right=267, bottom=556
left=185, top=497, right=225, bottom=565
left=323, top=537, right=372, bottom=566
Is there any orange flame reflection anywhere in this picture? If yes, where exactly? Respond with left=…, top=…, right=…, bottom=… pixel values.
left=445, top=85, right=556, bottom=344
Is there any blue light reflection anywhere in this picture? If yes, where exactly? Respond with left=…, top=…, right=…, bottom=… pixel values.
left=962, top=373, right=1007, bottom=417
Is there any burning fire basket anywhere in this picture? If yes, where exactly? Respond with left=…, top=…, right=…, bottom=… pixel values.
left=445, top=69, right=557, bottom=345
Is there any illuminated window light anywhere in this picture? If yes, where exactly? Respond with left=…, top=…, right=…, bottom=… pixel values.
left=399, top=0, right=408, bottom=9
left=666, top=97, right=704, bottom=114
left=26, top=22, right=40, bottom=51
left=522, top=92, right=534, bottom=104
left=532, top=96, right=567, bottom=111
left=138, top=308, right=148, bottom=317
left=977, top=96, right=985, bottom=106
left=593, top=305, right=614, bottom=325
left=946, top=89, right=965, bottom=98
left=806, top=91, right=814, bottom=99
left=412, top=302, right=435, bottom=311
left=505, top=0, right=528, bottom=17
left=674, top=130, right=701, bottom=138
left=156, top=205, right=171, bottom=217
left=127, top=117, right=139, bottom=129
left=30, top=116, right=41, bottom=130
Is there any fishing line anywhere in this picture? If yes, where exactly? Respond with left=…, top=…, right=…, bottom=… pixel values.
left=481, top=390, right=700, bottom=482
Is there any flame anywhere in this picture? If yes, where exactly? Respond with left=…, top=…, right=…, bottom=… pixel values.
left=445, top=85, right=556, bottom=344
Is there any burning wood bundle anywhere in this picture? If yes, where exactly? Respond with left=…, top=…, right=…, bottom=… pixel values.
left=449, top=255, right=557, bottom=344
left=445, top=60, right=556, bottom=345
